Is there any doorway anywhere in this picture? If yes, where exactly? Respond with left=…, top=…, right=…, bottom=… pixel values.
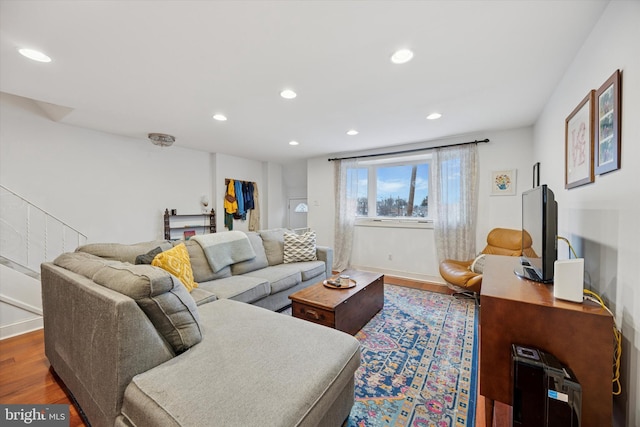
left=288, top=198, right=308, bottom=230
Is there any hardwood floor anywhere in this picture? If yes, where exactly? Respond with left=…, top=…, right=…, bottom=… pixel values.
left=1, top=277, right=510, bottom=426
left=0, top=329, right=87, bottom=427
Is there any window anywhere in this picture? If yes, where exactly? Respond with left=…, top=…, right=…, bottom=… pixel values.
left=348, top=155, right=431, bottom=220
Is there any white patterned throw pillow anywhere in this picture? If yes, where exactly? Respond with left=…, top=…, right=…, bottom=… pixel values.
left=283, top=230, right=318, bottom=263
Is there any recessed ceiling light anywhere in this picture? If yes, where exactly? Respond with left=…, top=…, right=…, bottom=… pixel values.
left=280, top=89, right=297, bottom=99
left=18, top=48, right=51, bottom=63
left=289, top=140, right=299, bottom=146
left=426, top=113, right=442, bottom=120
left=213, top=114, right=227, bottom=121
left=346, top=129, right=359, bottom=136
left=390, top=49, right=413, bottom=64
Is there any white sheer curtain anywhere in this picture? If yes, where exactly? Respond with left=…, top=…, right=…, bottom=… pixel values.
left=432, top=144, right=479, bottom=262
left=333, top=158, right=357, bottom=271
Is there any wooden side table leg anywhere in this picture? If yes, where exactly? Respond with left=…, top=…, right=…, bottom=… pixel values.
left=485, top=398, right=494, bottom=427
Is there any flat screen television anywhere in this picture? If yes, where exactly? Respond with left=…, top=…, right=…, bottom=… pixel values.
left=514, top=184, right=558, bottom=283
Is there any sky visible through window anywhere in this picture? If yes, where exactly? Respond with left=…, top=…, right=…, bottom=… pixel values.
left=350, top=164, right=429, bottom=217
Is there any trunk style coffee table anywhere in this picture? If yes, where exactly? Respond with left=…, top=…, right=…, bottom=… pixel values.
left=289, top=269, right=384, bottom=335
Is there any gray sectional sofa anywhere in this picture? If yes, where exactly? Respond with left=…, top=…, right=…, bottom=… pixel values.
left=40, top=229, right=361, bottom=427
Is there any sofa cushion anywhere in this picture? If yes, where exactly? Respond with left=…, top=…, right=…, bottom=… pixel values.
left=284, top=230, right=318, bottom=263
left=231, top=232, right=269, bottom=275
left=294, top=260, right=327, bottom=281
left=197, top=276, right=269, bottom=304
left=92, top=263, right=201, bottom=354
left=152, top=243, right=198, bottom=292
left=77, top=240, right=173, bottom=264
left=259, top=228, right=286, bottom=266
left=120, top=299, right=361, bottom=427
left=181, top=240, right=231, bottom=282
left=53, top=251, right=118, bottom=278
left=244, top=264, right=302, bottom=294
left=189, top=288, right=218, bottom=306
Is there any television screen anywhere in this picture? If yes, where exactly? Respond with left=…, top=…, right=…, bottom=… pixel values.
left=515, top=185, right=558, bottom=283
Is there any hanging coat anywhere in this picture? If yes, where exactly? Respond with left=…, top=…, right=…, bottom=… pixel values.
left=244, top=181, right=255, bottom=211
left=248, top=183, right=260, bottom=231
left=224, top=179, right=237, bottom=230
left=224, top=180, right=237, bottom=214
left=234, top=180, right=244, bottom=219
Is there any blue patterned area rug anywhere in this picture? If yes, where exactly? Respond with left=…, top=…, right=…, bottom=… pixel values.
left=347, top=284, right=478, bottom=427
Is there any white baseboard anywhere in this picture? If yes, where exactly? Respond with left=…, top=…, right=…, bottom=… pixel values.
left=350, top=264, right=445, bottom=285
left=0, top=316, right=43, bottom=340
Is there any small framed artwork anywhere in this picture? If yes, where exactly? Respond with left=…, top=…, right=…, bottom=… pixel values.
left=565, top=91, right=595, bottom=189
left=594, top=70, right=621, bottom=175
left=183, top=230, right=196, bottom=240
left=491, top=169, right=517, bottom=196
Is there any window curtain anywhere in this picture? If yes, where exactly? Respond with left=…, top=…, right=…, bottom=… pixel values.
left=432, top=144, right=479, bottom=262
left=333, top=158, right=357, bottom=271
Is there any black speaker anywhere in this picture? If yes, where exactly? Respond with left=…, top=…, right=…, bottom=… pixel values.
left=512, top=344, right=581, bottom=427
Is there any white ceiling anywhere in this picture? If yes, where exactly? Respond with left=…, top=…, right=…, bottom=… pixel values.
left=0, top=0, right=609, bottom=163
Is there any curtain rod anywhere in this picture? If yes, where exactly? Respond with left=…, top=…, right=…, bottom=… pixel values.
left=327, top=138, right=489, bottom=161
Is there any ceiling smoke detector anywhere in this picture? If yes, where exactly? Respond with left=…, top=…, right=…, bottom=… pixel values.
left=148, top=133, right=175, bottom=147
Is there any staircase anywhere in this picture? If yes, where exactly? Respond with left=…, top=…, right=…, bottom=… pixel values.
left=0, top=185, right=87, bottom=338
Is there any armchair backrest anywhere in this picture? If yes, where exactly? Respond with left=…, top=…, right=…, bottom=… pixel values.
left=482, top=228, right=533, bottom=257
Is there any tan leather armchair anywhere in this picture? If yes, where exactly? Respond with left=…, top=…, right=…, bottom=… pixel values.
left=439, top=228, right=533, bottom=294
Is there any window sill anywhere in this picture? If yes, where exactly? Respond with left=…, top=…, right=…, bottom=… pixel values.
left=355, top=218, right=434, bottom=229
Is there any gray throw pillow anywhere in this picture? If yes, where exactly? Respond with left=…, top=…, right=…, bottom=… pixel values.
left=135, top=246, right=163, bottom=265
left=231, top=232, right=269, bottom=275
left=181, top=240, right=232, bottom=282
left=259, top=228, right=286, bottom=265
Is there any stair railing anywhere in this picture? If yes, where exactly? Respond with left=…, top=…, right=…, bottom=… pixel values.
left=0, top=184, right=87, bottom=274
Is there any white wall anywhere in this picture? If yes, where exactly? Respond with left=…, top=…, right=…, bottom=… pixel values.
left=533, top=2, right=639, bottom=425
left=283, top=161, right=308, bottom=201
left=0, top=92, right=288, bottom=337
left=0, top=92, right=211, bottom=244
left=265, top=162, right=285, bottom=229
left=476, top=127, right=534, bottom=250
left=283, top=161, right=308, bottom=228
left=308, top=127, right=534, bottom=282
left=0, top=265, right=42, bottom=339
left=307, top=157, right=335, bottom=247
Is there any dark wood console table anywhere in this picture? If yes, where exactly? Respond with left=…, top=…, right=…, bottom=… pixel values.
left=480, top=255, right=613, bottom=427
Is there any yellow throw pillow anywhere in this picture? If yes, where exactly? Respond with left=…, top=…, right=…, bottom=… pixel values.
left=152, top=243, right=198, bottom=292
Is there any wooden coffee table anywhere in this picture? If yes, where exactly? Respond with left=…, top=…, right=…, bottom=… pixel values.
left=289, top=269, right=384, bottom=335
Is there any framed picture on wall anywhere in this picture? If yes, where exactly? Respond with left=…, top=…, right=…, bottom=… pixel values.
left=490, top=169, right=517, bottom=196
left=594, top=70, right=621, bottom=175
left=565, top=91, right=595, bottom=189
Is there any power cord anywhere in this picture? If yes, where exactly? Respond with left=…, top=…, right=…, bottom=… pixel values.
left=583, top=289, right=622, bottom=396
left=556, top=235, right=622, bottom=396
left=556, top=235, right=579, bottom=259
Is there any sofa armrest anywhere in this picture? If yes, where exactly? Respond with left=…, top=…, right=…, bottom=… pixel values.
left=41, top=263, right=175, bottom=427
left=316, top=246, right=334, bottom=278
